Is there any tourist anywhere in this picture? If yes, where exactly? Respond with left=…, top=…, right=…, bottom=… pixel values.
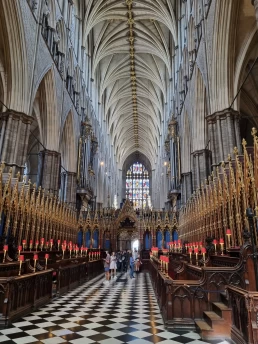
left=110, top=251, right=117, bottom=279
left=135, top=253, right=142, bottom=272
left=129, top=253, right=135, bottom=278
left=117, top=251, right=122, bottom=272
left=103, top=251, right=110, bottom=283
left=121, top=251, right=127, bottom=271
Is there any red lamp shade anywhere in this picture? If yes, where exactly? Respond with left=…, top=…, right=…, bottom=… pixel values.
left=30, top=240, right=33, bottom=244
left=19, top=255, right=24, bottom=261
left=199, top=242, right=203, bottom=246
left=45, top=254, right=49, bottom=259
left=58, top=239, right=61, bottom=244
left=226, top=229, right=231, bottom=235
left=35, top=240, right=39, bottom=245
left=4, top=245, right=8, bottom=251
left=201, top=247, right=206, bottom=254
left=22, top=240, right=26, bottom=244
left=41, top=238, right=44, bottom=242
left=33, top=254, right=38, bottom=260
left=50, top=239, right=53, bottom=243
left=213, top=239, right=218, bottom=245
left=46, top=241, right=49, bottom=246
left=219, top=238, right=224, bottom=244
left=18, top=245, right=22, bottom=251
left=194, top=248, right=199, bottom=254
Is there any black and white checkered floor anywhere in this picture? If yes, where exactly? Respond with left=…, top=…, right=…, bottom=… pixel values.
left=0, top=272, right=233, bottom=344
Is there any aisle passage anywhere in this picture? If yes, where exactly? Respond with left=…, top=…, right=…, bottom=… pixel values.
left=0, top=273, right=232, bottom=344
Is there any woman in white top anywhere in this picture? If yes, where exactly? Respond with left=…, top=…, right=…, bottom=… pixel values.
left=110, top=251, right=117, bottom=279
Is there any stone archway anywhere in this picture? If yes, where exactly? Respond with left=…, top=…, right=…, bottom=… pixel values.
left=115, top=199, right=140, bottom=251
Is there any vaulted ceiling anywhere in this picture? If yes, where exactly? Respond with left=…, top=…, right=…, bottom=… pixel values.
left=83, top=0, right=177, bottom=168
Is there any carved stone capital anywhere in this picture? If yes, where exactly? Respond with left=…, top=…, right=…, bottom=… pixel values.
left=168, top=118, right=177, bottom=139
left=207, top=108, right=240, bottom=123
left=0, top=110, right=33, bottom=124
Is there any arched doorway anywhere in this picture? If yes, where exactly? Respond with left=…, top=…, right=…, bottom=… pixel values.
left=132, top=239, right=139, bottom=251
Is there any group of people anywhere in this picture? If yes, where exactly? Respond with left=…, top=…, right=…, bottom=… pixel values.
left=103, top=249, right=142, bottom=283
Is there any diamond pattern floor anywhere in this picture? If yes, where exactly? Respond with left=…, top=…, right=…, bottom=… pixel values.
left=0, top=272, right=233, bottom=344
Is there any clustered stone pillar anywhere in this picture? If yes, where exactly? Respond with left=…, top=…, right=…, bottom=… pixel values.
left=37, top=150, right=61, bottom=194
left=207, top=108, right=241, bottom=165
left=181, top=172, right=192, bottom=205
left=0, top=111, right=33, bottom=175
left=192, top=149, right=212, bottom=190
left=252, top=0, right=258, bottom=22
left=61, top=171, right=77, bottom=205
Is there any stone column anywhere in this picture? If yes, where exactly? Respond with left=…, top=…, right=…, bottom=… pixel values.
left=192, top=149, right=212, bottom=190
left=181, top=172, right=192, bottom=204
left=0, top=111, right=33, bottom=175
left=61, top=171, right=77, bottom=206
left=207, top=108, right=241, bottom=165
left=252, top=0, right=258, bottom=22
left=37, top=150, right=61, bottom=194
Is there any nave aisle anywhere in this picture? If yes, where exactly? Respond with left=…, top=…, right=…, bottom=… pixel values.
left=0, top=273, right=233, bottom=344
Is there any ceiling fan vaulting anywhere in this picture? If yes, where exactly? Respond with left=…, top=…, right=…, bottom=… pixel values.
left=84, top=0, right=177, bottom=168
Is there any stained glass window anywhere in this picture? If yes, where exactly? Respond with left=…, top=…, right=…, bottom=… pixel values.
left=126, top=163, right=150, bottom=209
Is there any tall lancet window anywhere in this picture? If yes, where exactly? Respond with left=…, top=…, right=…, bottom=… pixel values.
left=126, top=162, right=150, bottom=209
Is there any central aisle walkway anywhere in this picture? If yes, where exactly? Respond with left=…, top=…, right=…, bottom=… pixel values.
left=0, top=273, right=232, bottom=344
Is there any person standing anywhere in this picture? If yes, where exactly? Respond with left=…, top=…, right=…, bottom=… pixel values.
left=129, top=253, right=135, bottom=278
left=135, top=253, right=142, bottom=272
left=110, top=251, right=117, bottom=279
left=126, top=250, right=130, bottom=271
left=122, top=251, right=126, bottom=272
left=117, top=251, right=122, bottom=272
left=103, top=251, right=110, bottom=284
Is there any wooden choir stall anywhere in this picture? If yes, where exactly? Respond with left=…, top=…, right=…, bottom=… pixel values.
left=148, top=128, right=258, bottom=344
left=0, top=167, right=103, bottom=327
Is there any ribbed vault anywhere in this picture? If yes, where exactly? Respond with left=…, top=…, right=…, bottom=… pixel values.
left=84, top=0, right=176, bottom=168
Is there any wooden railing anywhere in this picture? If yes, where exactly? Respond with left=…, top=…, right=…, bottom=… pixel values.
left=0, top=255, right=104, bottom=327
left=227, top=286, right=258, bottom=344
left=0, top=270, right=53, bottom=327
left=148, top=244, right=252, bottom=330
left=57, top=259, right=103, bottom=296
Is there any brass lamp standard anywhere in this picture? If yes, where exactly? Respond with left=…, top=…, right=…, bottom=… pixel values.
left=189, top=245, right=193, bottom=264
left=213, top=239, right=218, bottom=255
left=219, top=238, right=224, bottom=255
left=45, top=253, right=49, bottom=270
left=3, top=245, right=8, bottom=263
left=201, top=247, right=206, bottom=267
left=226, top=229, right=231, bottom=248
left=18, top=245, right=22, bottom=258
left=18, top=255, right=24, bottom=276
left=33, top=254, right=38, bottom=273
left=194, top=248, right=199, bottom=266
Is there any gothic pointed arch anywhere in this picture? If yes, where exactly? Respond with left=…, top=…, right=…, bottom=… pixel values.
left=210, top=0, right=239, bottom=113
left=60, top=110, right=77, bottom=173
left=32, top=67, right=59, bottom=151
left=0, top=0, right=29, bottom=113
